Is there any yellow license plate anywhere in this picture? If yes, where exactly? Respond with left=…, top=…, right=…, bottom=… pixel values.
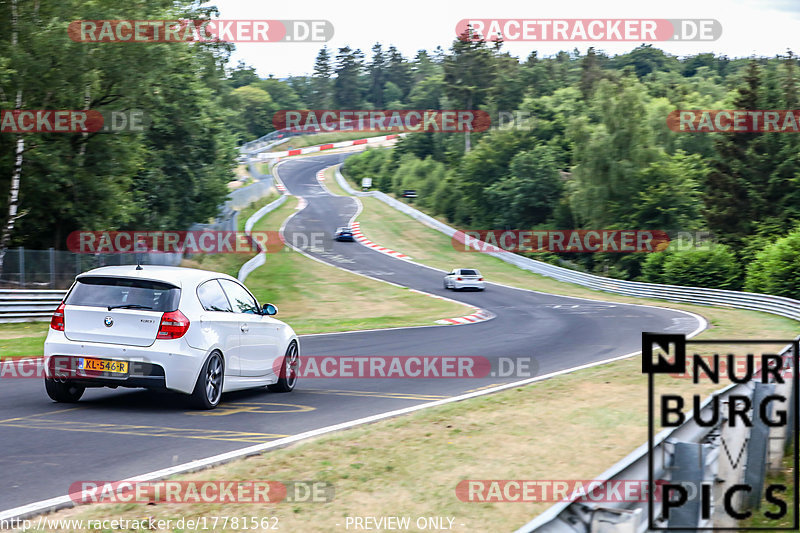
left=80, top=358, right=128, bottom=374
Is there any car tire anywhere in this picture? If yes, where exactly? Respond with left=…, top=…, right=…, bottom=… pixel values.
left=44, top=378, right=85, bottom=403
left=190, top=351, right=224, bottom=410
left=443, top=280, right=449, bottom=290
left=269, top=341, right=299, bottom=393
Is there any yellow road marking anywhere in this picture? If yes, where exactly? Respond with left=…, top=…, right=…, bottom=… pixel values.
left=0, top=419, right=287, bottom=443
left=463, top=383, right=502, bottom=393
left=0, top=406, right=85, bottom=425
left=185, top=402, right=316, bottom=416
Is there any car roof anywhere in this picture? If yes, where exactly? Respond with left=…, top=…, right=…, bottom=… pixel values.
left=76, top=265, right=239, bottom=289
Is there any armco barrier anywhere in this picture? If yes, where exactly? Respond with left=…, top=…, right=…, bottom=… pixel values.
left=335, top=166, right=799, bottom=532
left=237, top=192, right=287, bottom=283
left=512, top=339, right=797, bottom=533
left=0, top=289, right=67, bottom=323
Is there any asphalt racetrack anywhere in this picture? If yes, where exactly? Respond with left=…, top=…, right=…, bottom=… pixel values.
left=0, top=152, right=703, bottom=514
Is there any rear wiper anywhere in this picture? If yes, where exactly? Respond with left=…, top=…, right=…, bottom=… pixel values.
left=107, top=304, right=153, bottom=311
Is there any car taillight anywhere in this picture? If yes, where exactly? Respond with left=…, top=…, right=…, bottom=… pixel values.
left=157, top=310, right=190, bottom=339
left=50, top=302, right=65, bottom=331
left=479, top=277, right=484, bottom=281
left=457, top=277, right=463, bottom=281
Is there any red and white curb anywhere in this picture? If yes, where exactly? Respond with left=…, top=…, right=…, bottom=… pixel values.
left=406, top=289, right=494, bottom=326
left=275, top=182, right=287, bottom=192
left=435, top=308, right=494, bottom=325
left=351, top=222, right=411, bottom=260
left=257, top=134, right=403, bottom=160
left=316, top=170, right=326, bottom=182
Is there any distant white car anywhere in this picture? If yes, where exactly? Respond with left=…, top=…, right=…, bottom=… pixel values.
left=443, top=268, right=485, bottom=291
left=43, top=266, right=299, bottom=409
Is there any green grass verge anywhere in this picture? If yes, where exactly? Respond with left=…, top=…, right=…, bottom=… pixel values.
left=49, top=352, right=785, bottom=532
left=740, top=448, right=796, bottom=529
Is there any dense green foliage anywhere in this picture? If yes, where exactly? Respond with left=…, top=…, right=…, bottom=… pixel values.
left=0, top=0, right=237, bottom=248
left=2, top=2, right=800, bottom=297
left=330, top=44, right=799, bottom=293
left=745, top=229, right=800, bottom=297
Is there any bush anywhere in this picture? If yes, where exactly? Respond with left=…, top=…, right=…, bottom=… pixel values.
left=745, top=229, right=800, bottom=298
left=640, top=244, right=742, bottom=289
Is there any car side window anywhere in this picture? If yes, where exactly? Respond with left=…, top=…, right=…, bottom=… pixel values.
left=219, top=279, right=259, bottom=314
left=197, top=280, right=232, bottom=312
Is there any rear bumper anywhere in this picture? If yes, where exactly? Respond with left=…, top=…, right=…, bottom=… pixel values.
left=453, top=280, right=485, bottom=290
left=43, top=331, right=207, bottom=394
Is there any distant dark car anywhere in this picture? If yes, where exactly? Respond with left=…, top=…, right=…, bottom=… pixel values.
left=402, top=190, right=418, bottom=198
left=334, top=227, right=355, bottom=241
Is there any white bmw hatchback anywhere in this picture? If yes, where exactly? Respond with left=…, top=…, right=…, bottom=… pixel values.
left=43, top=265, right=299, bottom=409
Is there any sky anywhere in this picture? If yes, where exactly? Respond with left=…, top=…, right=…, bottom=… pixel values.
left=212, top=0, right=800, bottom=78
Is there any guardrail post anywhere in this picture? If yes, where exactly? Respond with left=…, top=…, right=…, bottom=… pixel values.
left=49, top=247, right=55, bottom=288
left=18, top=246, right=24, bottom=287
left=784, top=350, right=796, bottom=452
left=667, top=442, right=706, bottom=529
left=744, top=381, right=775, bottom=509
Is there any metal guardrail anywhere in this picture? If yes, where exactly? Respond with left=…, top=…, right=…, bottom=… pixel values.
left=512, top=339, right=797, bottom=532
left=0, top=289, right=67, bottom=323
left=238, top=194, right=288, bottom=283
left=335, top=166, right=800, bottom=531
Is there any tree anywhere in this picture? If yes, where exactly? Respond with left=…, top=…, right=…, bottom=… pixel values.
left=0, top=0, right=238, bottom=255
left=745, top=228, right=800, bottom=297
left=310, top=46, right=333, bottom=108
left=367, top=43, right=386, bottom=107
left=485, top=146, right=564, bottom=228
left=333, top=46, right=365, bottom=108
left=231, top=86, right=275, bottom=139
left=228, top=61, right=260, bottom=88
left=568, top=78, right=657, bottom=228
left=443, top=33, right=497, bottom=151
left=703, top=61, right=767, bottom=245
left=385, top=45, right=412, bottom=101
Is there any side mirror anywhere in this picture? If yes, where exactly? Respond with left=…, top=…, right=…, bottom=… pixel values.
left=262, top=303, right=278, bottom=316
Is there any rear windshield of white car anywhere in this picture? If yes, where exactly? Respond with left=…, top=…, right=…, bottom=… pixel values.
left=65, top=276, right=180, bottom=312
left=460, top=269, right=479, bottom=276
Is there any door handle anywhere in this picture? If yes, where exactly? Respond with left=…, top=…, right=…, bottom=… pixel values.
left=241, top=324, right=249, bottom=332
